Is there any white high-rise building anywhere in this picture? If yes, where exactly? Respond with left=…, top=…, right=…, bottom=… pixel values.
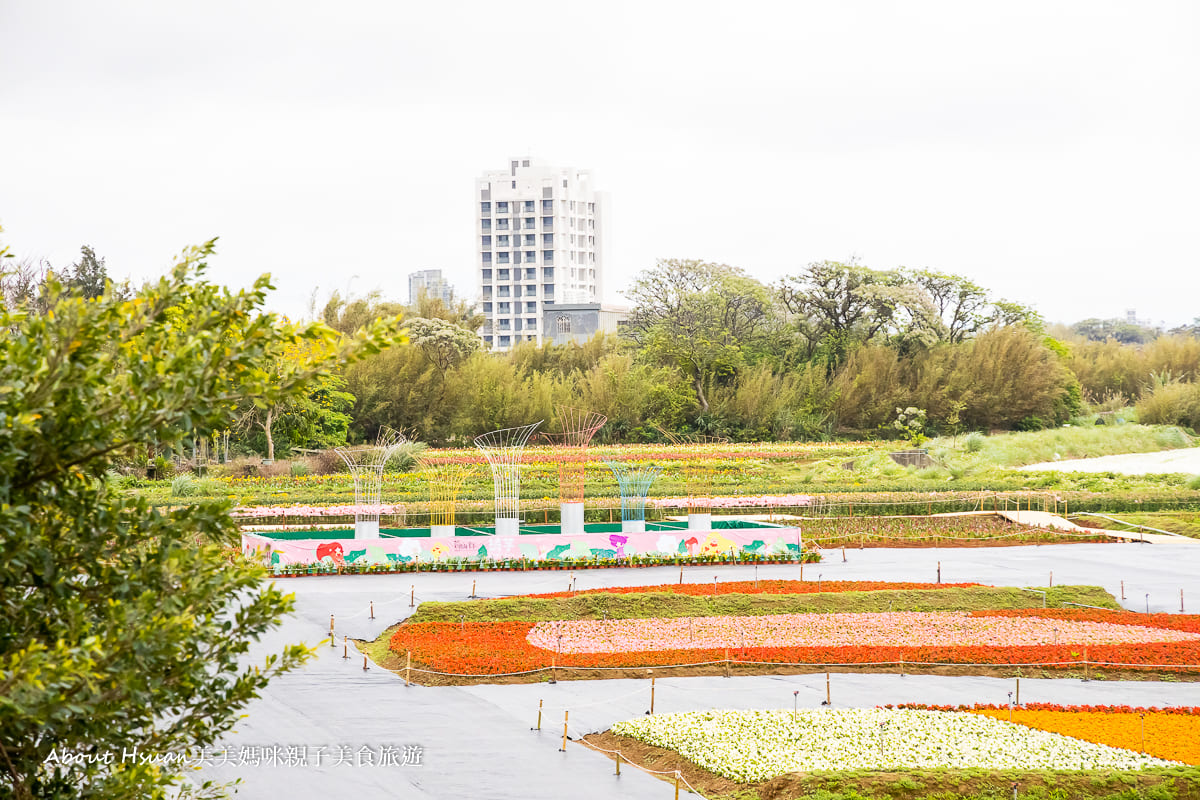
left=475, top=157, right=607, bottom=350
left=407, top=269, right=454, bottom=306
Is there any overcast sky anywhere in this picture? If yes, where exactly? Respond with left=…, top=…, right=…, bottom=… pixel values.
left=3, top=1, right=1197, bottom=327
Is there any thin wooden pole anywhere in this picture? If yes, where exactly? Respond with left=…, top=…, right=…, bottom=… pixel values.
left=410, top=585, right=415, bottom=607
left=1015, top=676, right=1020, bottom=705
left=825, top=671, right=831, bottom=706
left=362, top=654, right=369, bottom=671
left=369, top=601, right=375, bottom=620
left=405, top=651, right=411, bottom=686
left=615, top=751, right=621, bottom=775
left=650, top=674, right=656, bottom=714
left=535, top=699, right=543, bottom=730
left=674, top=770, right=681, bottom=799
left=560, top=710, right=569, bottom=752
left=342, top=635, right=349, bottom=660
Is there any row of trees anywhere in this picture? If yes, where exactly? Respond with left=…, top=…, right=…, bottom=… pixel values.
left=7, top=249, right=1198, bottom=453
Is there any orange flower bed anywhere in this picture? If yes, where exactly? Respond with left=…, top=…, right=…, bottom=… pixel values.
left=389, top=609, right=1200, bottom=677
left=969, top=708, right=1200, bottom=765
left=524, top=580, right=981, bottom=599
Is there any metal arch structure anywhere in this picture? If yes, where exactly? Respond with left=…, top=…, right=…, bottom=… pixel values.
left=541, top=406, right=607, bottom=534
left=653, top=423, right=731, bottom=529
left=416, top=457, right=474, bottom=535
left=474, top=421, right=542, bottom=536
left=334, top=427, right=408, bottom=538
left=605, top=461, right=663, bottom=533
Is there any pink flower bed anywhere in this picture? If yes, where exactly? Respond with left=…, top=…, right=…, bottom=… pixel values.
left=526, top=612, right=1200, bottom=654
left=650, top=494, right=814, bottom=509
left=232, top=504, right=407, bottom=518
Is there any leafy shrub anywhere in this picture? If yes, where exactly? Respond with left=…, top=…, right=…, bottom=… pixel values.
left=1014, top=416, right=1046, bottom=431
left=963, top=432, right=985, bottom=452
left=1154, top=426, right=1191, bottom=449
left=170, top=475, right=197, bottom=497
left=1137, top=379, right=1200, bottom=430
left=289, top=460, right=310, bottom=477
left=1188, top=475, right=1200, bottom=491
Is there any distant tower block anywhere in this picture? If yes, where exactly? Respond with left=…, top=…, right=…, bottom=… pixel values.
left=606, top=461, right=662, bottom=534
left=654, top=425, right=731, bottom=531
left=474, top=422, right=542, bottom=536
left=418, top=459, right=473, bottom=538
left=542, top=407, right=607, bottom=535
left=335, top=427, right=408, bottom=539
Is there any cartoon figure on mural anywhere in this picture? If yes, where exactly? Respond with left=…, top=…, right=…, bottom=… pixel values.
left=316, top=541, right=346, bottom=566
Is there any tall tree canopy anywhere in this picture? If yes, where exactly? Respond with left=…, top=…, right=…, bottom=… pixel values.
left=0, top=237, right=404, bottom=799
left=623, top=259, right=769, bottom=412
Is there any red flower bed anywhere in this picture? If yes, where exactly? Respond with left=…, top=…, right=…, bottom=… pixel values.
left=388, top=609, right=1200, bottom=676
left=523, top=580, right=982, bottom=599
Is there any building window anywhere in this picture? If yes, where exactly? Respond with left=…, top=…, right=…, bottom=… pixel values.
left=522, top=159, right=530, bottom=167
left=542, top=199, right=553, bottom=213
left=556, top=315, right=571, bottom=334
left=499, top=319, right=510, bottom=330
left=514, top=319, right=522, bottom=332
left=543, top=234, right=553, bottom=246
left=513, top=252, right=522, bottom=265
left=497, top=201, right=508, bottom=213
left=498, top=286, right=510, bottom=298
left=525, top=250, right=537, bottom=263
left=482, top=269, right=492, bottom=280
left=543, top=267, right=554, bottom=280
left=525, top=301, right=536, bottom=312
left=481, top=235, right=492, bottom=248
left=527, top=318, right=538, bottom=328
left=497, top=235, right=510, bottom=247
left=542, top=216, right=553, bottom=230
left=500, top=335, right=510, bottom=346
left=482, top=253, right=492, bottom=264
left=498, top=268, right=510, bottom=280
left=496, top=219, right=509, bottom=231
left=524, top=217, right=536, bottom=229
left=481, top=219, right=491, bottom=231
left=480, top=202, right=491, bottom=214
left=543, top=284, right=554, bottom=295
left=482, top=287, right=493, bottom=299
left=499, top=302, right=511, bottom=313
left=484, top=335, right=493, bottom=346
left=523, top=234, right=536, bottom=247
left=543, top=251, right=554, bottom=264
left=523, top=200, right=534, bottom=212
left=524, top=267, right=536, bottom=280
left=497, top=252, right=510, bottom=264
left=483, top=302, right=493, bottom=312
left=588, top=202, right=595, bottom=213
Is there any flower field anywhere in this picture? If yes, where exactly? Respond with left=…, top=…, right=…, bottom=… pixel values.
left=968, top=707, right=1200, bottom=766
left=387, top=607, right=1200, bottom=678
left=525, top=612, right=1200, bottom=654
left=608, top=709, right=1175, bottom=781
left=525, top=579, right=980, bottom=599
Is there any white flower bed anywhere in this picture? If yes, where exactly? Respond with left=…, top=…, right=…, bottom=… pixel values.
left=610, top=709, right=1176, bottom=782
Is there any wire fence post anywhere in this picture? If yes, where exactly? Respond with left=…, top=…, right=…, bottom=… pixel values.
left=674, top=770, right=681, bottom=800
left=615, top=750, right=621, bottom=776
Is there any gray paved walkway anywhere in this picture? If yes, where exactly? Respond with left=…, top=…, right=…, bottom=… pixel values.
left=197, top=543, right=1200, bottom=799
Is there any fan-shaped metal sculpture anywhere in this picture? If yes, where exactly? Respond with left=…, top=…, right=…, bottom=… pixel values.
left=334, top=427, right=408, bottom=538
left=605, top=461, right=662, bottom=533
left=541, top=406, right=607, bottom=534
left=416, top=457, right=473, bottom=536
left=653, top=424, right=731, bottom=530
left=474, top=422, right=542, bottom=536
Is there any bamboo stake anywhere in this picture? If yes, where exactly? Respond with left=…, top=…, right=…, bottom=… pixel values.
left=560, top=710, right=569, bottom=752
left=649, top=674, right=656, bottom=714
left=410, top=585, right=415, bottom=607
left=342, top=635, right=349, bottom=660
left=362, top=654, right=369, bottom=671
left=825, top=671, right=831, bottom=706
left=405, top=651, right=411, bottom=686
left=535, top=699, right=542, bottom=730
left=369, top=601, right=375, bottom=620
left=674, top=770, right=681, bottom=799
left=615, top=751, right=621, bottom=775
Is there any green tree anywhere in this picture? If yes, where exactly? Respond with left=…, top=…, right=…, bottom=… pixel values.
left=63, top=245, right=109, bottom=300
left=623, top=259, right=769, bottom=412
left=0, top=238, right=404, bottom=799
left=406, top=317, right=481, bottom=401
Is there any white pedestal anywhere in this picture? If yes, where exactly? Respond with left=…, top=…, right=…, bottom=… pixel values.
left=621, top=519, right=646, bottom=533
left=495, top=517, right=519, bottom=537
left=560, top=502, right=585, bottom=535
left=688, top=513, right=712, bottom=531
left=431, top=524, right=455, bottom=538
left=354, top=520, right=379, bottom=539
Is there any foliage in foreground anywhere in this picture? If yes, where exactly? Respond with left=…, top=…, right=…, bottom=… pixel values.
left=0, top=241, right=403, bottom=799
